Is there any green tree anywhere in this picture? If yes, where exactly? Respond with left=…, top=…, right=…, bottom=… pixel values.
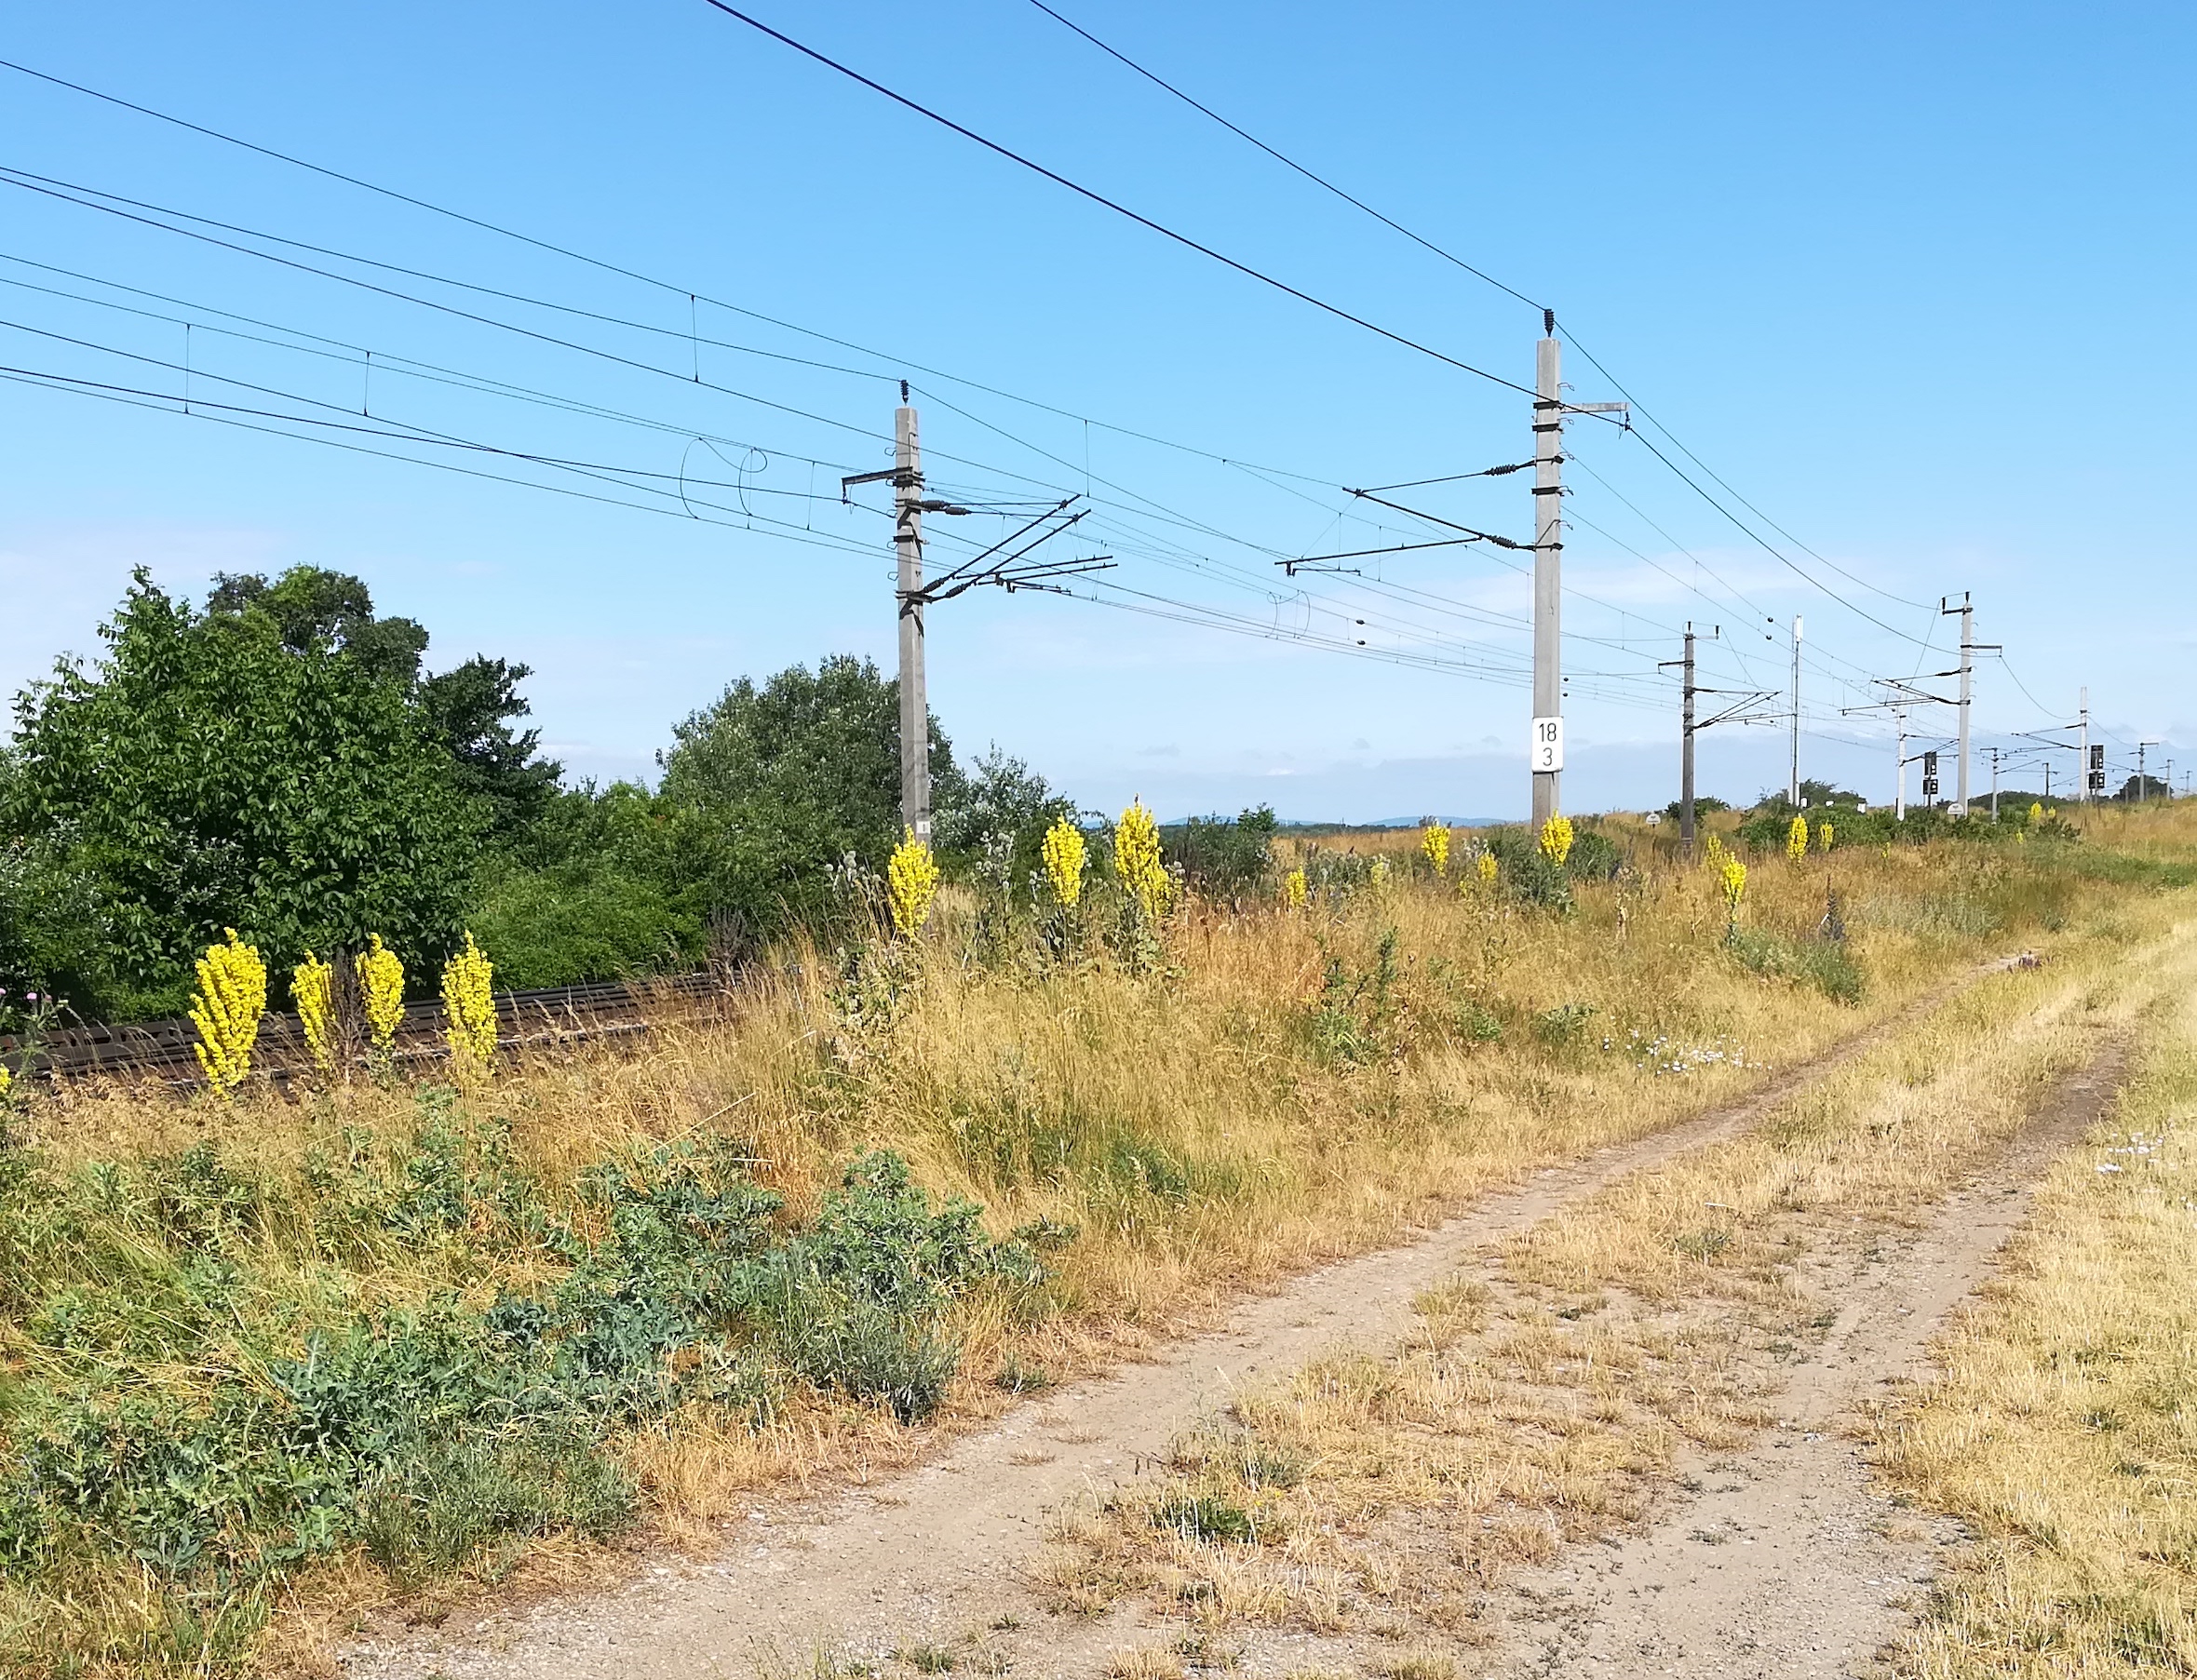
left=657, top=655, right=959, bottom=936
left=933, top=746, right=1076, bottom=871
left=419, top=655, right=562, bottom=835
left=2, top=571, right=485, bottom=1015
left=210, top=566, right=559, bottom=837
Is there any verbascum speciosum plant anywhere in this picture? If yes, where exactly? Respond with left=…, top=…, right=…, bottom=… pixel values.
left=1113, top=800, right=1173, bottom=922
left=442, top=932, right=498, bottom=1077
left=357, top=935, right=406, bottom=1064
left=292, top=951, right=336, bottom=1075
left=1041, top=817, right=1086, bottom=908
left=192, top=929, right=266, bottom=1096
left=887, top=828, right=942, bottom=938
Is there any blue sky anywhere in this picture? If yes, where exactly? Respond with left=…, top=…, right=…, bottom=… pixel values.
left=3, top=1, right=2190, bottom=819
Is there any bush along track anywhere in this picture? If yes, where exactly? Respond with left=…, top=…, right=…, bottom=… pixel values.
left=0, top=1108, right=1041, bottom=1672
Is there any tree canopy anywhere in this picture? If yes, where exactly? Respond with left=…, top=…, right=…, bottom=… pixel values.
left=2, top=570, right=489, bottom=1015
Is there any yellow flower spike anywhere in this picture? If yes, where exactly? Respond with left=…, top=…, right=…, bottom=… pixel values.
left=886, top=828, right=942, bottom=939
left=1786, top=813, right=1810, bottom=862
left=1368, top=855, right=1393, bottom=899
left=441, top=932, right=498, bottom=1077
left=1703, top=833, right=1726, bottom=869
left=1719, top=853, right=1748, bottom=917
left=1420, top=823, right=1450, bottom=876
left=1539, top=813, right=1573, bottom=867
left=1817, top=820, right=1834, bottom=853
left=191, top=928, right=267, bottom=1097
left=1112, top=800, right=1173, bottom=922
left=1041, top=817, right=1086, bottom=908
left=1284, top=867, right=1308, bottom=911
left=357, top=934, right=406, bottom=1060
left=0, top=1063, right=13, bottom=1100
left=292, top=952, right=336, bottom=1075
left=1476, top=850, right=1499, bottom=888
left=2029, top=801, right=2044, bottom=825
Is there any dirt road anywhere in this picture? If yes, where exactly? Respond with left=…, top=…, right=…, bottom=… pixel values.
left=1489, top=1042, right=2125, bottom=1678
left=344, top=965, right=2064, bottom=1680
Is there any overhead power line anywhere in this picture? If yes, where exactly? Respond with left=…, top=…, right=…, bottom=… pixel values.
left=0, top=54, right=1368, bottom=492
left=1021, top=0, right=1545, bottom=315
left=690, top=0, right=1573, bottom=404
left=1014, top=2, right=1937, bottom=638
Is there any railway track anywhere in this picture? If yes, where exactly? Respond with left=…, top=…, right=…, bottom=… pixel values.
left=0, top=971, right=730, bottom=1087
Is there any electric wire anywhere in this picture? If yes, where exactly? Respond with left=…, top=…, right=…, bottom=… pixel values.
left=690, top=0, right=1591, bottom=405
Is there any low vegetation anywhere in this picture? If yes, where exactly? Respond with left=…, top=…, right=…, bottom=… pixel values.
left=1044, top=855, right=2197, bottom=1652
left=3, top=798, right=2192, bottom=1674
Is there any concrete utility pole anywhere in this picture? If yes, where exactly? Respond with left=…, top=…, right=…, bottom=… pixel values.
left=1788, top=615, right=1803, bottom=806
left=1527, top=315, right=1626, bottom=827
left=895, top=393, right=930, bottom=841
left=1894, top=706, right=1909, bottom=819
left=1944, top=594, right=1973, bottom=814
left=2078, top=687, right=2091, bottom=806
left=2139, top=740, right=2163, bottom=801
left=1988, top=746, right=2002, bottom=817
left=1681, top=625, right=1698, bottom=854
left=1530, top=322, right=1564, bottom=830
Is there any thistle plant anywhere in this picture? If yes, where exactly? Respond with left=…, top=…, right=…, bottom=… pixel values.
left=1719, top=853, right=1749, bottom=934
left=1284, top=867, right=1308, bottom=911
left=441, top=932, right=498, bottom=1077
left=1113, top=800, right=1173, bottom=923
left=191, top=928, right=266, bottom=1097
left=1421, top=823, right=1450, bottom=876
left=886, top=828, right=941, bottom=938
left=292, top=952, right=336, bottom=1076
left=1787, top=813, right=1810, bottom=862
left=357, top=934, right=406, bottom=1063
left=1041, top=817, right=1086, bottom=907
left=1817, top=820, right=1835, bottom=853
left=1539, top=813, right=1573, bottom=867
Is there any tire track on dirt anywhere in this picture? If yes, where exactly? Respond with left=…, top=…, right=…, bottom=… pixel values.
left=1491, top=1036, right=2129, bottom=1680
left=344, top=960, right=2031, bottom=1680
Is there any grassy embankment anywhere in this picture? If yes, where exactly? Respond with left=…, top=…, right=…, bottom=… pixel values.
left=0, top=807, right=2191, bottom=1675
left=1880, top=957, right=2197, bottom=1675
left=1044, top=814, right=2197, bottom=1665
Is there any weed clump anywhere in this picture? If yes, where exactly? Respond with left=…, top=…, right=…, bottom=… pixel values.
left=0, top=1098, right=1039, bottom=1666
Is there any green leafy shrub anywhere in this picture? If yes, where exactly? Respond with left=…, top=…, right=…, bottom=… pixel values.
left=1726, top=927, right=1866, bottom=1002
left=1163, top=805, right=1278, bottom=899
left=0, top=1106, right=1040, bottom=1660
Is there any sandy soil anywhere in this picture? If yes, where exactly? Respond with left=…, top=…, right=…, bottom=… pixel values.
left=341, top=966, right=2063, bottom=1680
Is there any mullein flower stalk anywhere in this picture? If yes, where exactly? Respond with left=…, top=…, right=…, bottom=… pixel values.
left=1113, top=801, right=1173, bottom=922
left=192, top=928, right=266, bottom=1096
left=357, top=935, right=405, bottom=1063
left=1421, top=823, right=1450, bottom=876
left=292, top=952, right=336, bottom=1075
left=441, top=931, right=498, bottom=1077
left=887, top=828, right=942, bottom=938
left=1539, top=814, right=1573, bottom=867
left=1041, top=817, right=1086, bottom=908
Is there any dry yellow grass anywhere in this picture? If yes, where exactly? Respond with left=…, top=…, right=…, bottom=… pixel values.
left=4, top=808, right=2195, bottom=1673
left=1045, top=868, right=2197, bottom=1647
left=1878, top=979, right=2197, bottom=1676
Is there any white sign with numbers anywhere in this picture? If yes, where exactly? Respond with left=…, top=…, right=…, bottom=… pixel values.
left=1531, top=716, right=1564, bottom=773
